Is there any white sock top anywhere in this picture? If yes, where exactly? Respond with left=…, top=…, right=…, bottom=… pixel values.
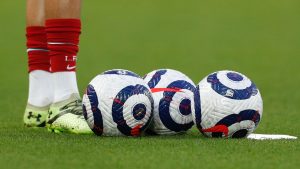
left=53, top=72, right=79, bottom=103
left=28, top=70, right=54, bottom=107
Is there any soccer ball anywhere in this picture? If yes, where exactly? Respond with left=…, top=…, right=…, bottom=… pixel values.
left=82, top=69, right=154, bottom=136
left=194, top=70, right=263, bottom=138
left=143, top=69, right=201, bottom=135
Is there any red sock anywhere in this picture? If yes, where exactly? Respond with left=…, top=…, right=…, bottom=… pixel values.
left=26, top=26, right=50, bottom=72
left=45, top=19, right=81, bottom=72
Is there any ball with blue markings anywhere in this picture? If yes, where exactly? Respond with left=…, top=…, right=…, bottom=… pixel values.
left=143, top=69, right=201, bottom=135
left=194, top=70, right=263, bottom=138
left=82, top=69, right=154, bottom=136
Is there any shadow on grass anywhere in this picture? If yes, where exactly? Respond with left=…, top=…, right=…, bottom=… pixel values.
left=3, top=126, right=267, bottom=143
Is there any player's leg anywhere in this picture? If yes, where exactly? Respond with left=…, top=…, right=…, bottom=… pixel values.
left=24, top=0, right=53, bottom=127
left=44, top=0, right=91, bottom=134
left=45, top=0, right=81, bottom=102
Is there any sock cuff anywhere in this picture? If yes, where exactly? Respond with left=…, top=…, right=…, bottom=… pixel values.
left=26, top=26, right=46, bottom=34
left=26, top=26, right=49, bottom=73
left=45, top=19, right=81, bottom=44
left=26, top=26, right=47, bottom=49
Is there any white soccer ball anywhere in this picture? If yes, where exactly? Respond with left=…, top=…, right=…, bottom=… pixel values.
left=143, top=69, right=201, bottom=135
left=82, top=69, right=154, bottom=136
left=194, top=70, right=263, bottom=138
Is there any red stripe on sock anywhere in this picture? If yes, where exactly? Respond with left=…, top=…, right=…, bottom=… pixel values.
left=26, top=26, right=50, bottom=72
left=46, top=19, right=81, bottom=72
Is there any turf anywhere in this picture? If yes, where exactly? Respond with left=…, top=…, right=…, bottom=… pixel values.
left=0, top=0, right=299, bottom=169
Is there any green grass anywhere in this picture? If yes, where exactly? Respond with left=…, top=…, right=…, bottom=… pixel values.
left=0, top=0, right=300, bottom=169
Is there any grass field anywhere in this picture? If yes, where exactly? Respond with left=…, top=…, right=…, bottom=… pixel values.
left=0, top=0, right=300, bottom=169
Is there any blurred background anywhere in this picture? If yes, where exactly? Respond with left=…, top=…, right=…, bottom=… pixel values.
left=1, top=0, right=299, bottom=132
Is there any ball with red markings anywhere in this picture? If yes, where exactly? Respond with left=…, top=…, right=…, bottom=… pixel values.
left=82, top=69, right=154, bottom=136
left=143, top=69, right=200, bottom=135
left=194, top=70, right=263, bottom=138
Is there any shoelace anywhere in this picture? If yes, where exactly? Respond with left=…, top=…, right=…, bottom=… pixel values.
left=61, top=100, right=83, bottom=116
